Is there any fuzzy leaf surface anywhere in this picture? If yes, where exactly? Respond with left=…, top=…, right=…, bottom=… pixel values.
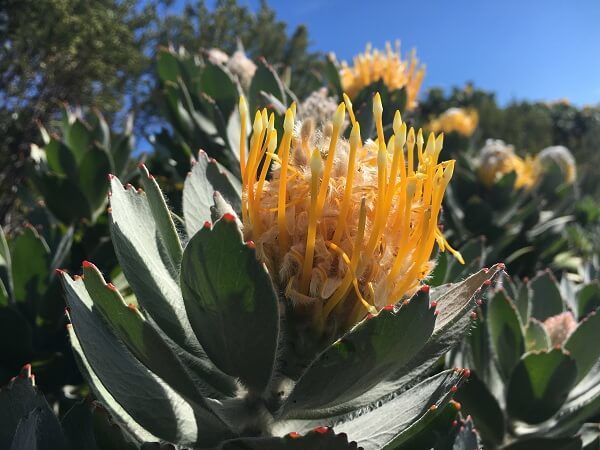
left=181, top=216, right=278, bottom=392
left=182, top=151, right=241, bottom=238
left=109, top=177, right=202, bottom=355
left=333, top=370, right=466, bottom=450
left=62, top=273, right=232, bottom=447
left=282, top=288, right=435, bottom=415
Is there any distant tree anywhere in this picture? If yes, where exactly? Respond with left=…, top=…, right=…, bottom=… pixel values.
left=0, top=0, right=157, bottom=225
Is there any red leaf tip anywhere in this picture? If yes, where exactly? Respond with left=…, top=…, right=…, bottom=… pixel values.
left=313, top=426, right=329, bottom=434
left=420, top=284, right=430, bottom=294
left=222, top=213, right=236, bottom=223
left=245, top=240, right=256, bottom=249
left=288, top=432, right=301, bottom=439
left=82, top=260, right=94, bottom=269
left=382, top=305, right=394, bottom=311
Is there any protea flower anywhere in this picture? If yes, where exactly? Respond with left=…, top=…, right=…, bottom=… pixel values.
left=54, top=90, right=504, bottom=450
left=428, top=107, right=479, bottom=137
left=477, top=139, right=538, bottom=190
left=537, top=145, right=577, bottom=184
left=239, top=92, right=463, bottom=336
left=299, top=87, right=344, bottom=127
left=339, top=42, right=425, bottom=109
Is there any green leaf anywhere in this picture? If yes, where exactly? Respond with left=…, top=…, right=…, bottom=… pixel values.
left=44, top=138, right=78, bottom=179
left=0, top=368, right=47, bottom=448
left=182, top=151, right=241, bottom=238
left=78, top=145, right=111, bottom=218
left=156, top=48, right=181, bottom=83
left=450, top=417, right=481, bottom=450
left=91, top=109, right=111, bottom=150
left=455, top=372, right=505, bottom=446
left=524, top=318, right=551, bottom=352
left=201, top=61, right=239, bottom=120
left=282, top=288, right=436, bottom=416
left=506, top=348, right=578, bottom=423
left=109, top=177, right=202, bottom=356
left=529, top=270, right=564, bottom=321
left=249, top=59, right=286, bottom=113
left=82, top=262, right=233, bottom=400
left=428, top=250, right=448, bottom=287
left=9, top=227, right=50, bottom=306
left=333, top=370, right=467, bottom=450
left=34, top=173, right=92, bottom=223
left=181, top=215, right=279, bottom=392
left=488, top=289, right=525, bottom=379
left=9, top=406, right=66, bottom=450
left=61, top=401, right=99, bottom=450
left=138, top=165, right=183, bottom=268
left=61, top=273, right=233, bottom=447
left=65, top=119, right=92, bottom=162
left=0, top=226, right=13, bottom=302
left=515, top=281, right=531, bottom=325
left=111, top=133, right=134, bottom=178
left=576, top=283, right=600, bottom=320
left=564, top=308, right=600, bottom=384
left=323, top=265, right=504, bottom=417
left=219, top=429, right=359, bottom=449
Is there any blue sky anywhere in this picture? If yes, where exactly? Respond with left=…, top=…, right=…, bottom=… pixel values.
left=232, top=0, right=600, bottom=106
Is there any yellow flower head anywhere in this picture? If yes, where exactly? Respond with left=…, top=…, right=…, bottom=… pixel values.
left=477, top=139, right=538, bottom=190
left=428, top=108, right=479, bottom=137
left=339, top=42, right=425, bottom=110
left=238, top=94, right=462, bottom=331
left=537, top=146, right=577, bottom=184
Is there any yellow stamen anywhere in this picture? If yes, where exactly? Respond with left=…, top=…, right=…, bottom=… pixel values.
left=343, top=93, right=356, bottom=125
left=324, top=198, right=367, bottom=317
left=332, top=122, right=360, bottom=243
left=276, top=109, right=295, bottom=254
left=239, top=96, right=248, bottom=182
left=300, top=149, right=323, bottom=294
left=315, top=103, right=345, bottom=214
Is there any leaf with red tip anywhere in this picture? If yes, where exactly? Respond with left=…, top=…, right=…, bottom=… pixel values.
left=181, top=216, right=279, bottom=392
left=182, top=151, right=241, bottom=238
left=82, top=262, right=236, bottom=400
left=282, top=288, right=435, bottom=417
left=449, top=416, right=482, bottom=450
left=61, top=272, right=234, bottom=446
left=219, top=428, right=360, bottom=449
left=377, top=265, right=504, bottom=394
left=0, top=367, right=62, bottom=449
left=109, top=176, right=201, bottom=356
left=454, top=371, right=505, bottom=445
left=330, top=370, right=467, bottom=450
left=138, top=164, right=182, bottom=267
